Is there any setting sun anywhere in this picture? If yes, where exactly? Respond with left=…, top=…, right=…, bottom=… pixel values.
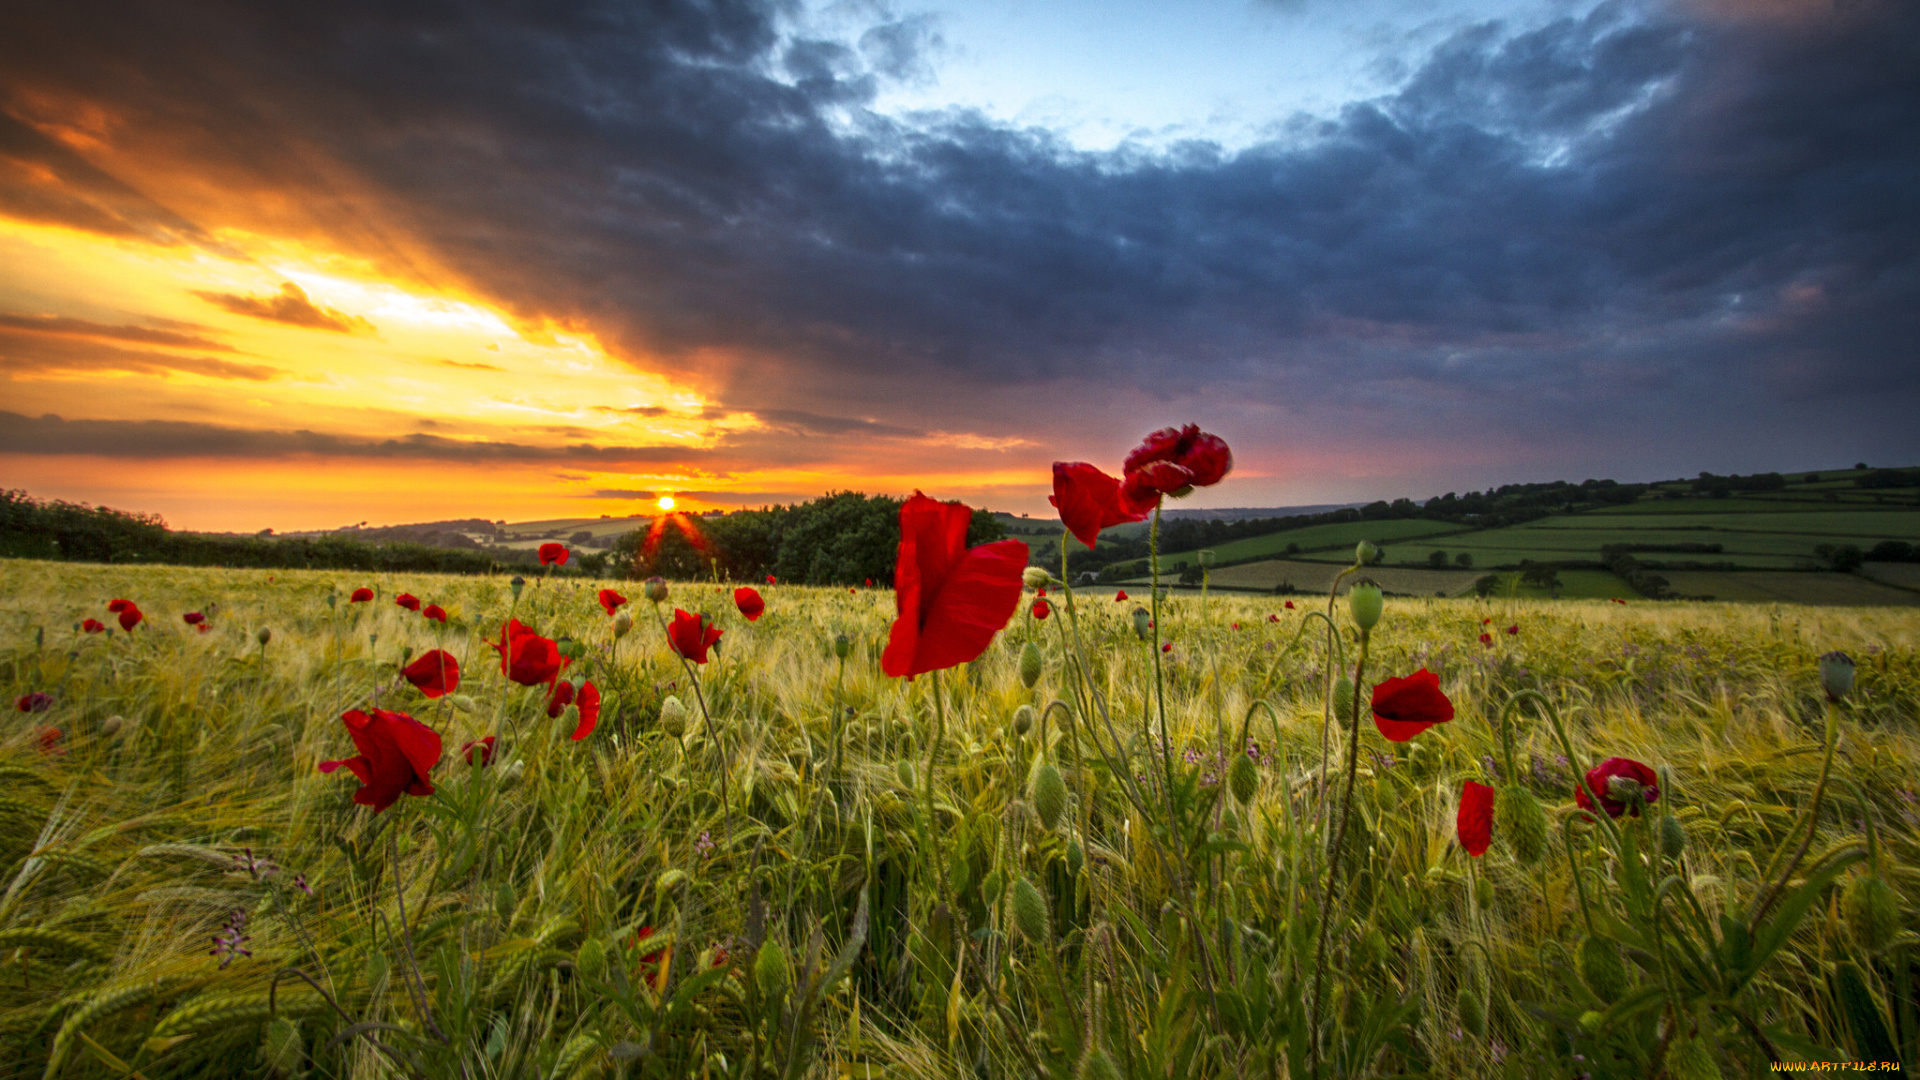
left=657, top=495, right=675, bottom=511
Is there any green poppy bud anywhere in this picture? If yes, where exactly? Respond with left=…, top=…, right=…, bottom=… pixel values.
left=1228, top=754, right=1258, bottom=806
left=1474, top=875, right=1494, bottom=909
left=1023, top=566, right=1051, bottom=590
left=324, top=592, right=338, bottom=610
left=1020, top=640, right=1044, bottom=688
left=1011, top=703, right=1035, bottom=737
left=1066, top=838, right=1085, bottom=878
left=982, top=867, right=1004, bottom=907
left=642, top=576, right=668, bottom=603
left=1074, top=1047, right=1121, bottom=1080
left=834, top=633, right=852, bottom=659
left=1579, top=935, right=1629, bottom=1003
left=510, top=575, right=526, bottom=599
left=1355, top=540, right=1380, bottom=565
left=1495, top=785, right=1551, bottom=866
left=261, top=1016, right=303, bottom=1076
left=1457, top=980, right=1486, bottom=1038
left=576, top=938, right=607, bottom=981
left=1031, top=759, right=1068, bottom=831
left=1010, top=875, right=1051, bottom=944
left=102, top=715, right=125, bottom=738
left=1664, top=1033, right=1724, bottom=1080
left=257, top=627, right=272, bottom=646
left=754, top=939, right=790, bottom=1000
left=1131, top=607, right=1152, bottom=641
left=1346, top=579, right=1383, bottom=631
left=612, top=610, right=633, bottom=638
left=494, top=881, right=516, bottom=923
left=1841, top=874, right=1901, bottom=954
left=896, top=759, right=916, bottom=790
left=1659, top=813, right=1688, bottom=859
left=1819, top=650, right=1855, bottom=702
left=1578, top=1010, right=1605, bottom=1035
left=448, top=693, right=477, bottom=713
left=1332, top=675, right=1355, bottom=724
left=658, top=695, right=688, bottom=736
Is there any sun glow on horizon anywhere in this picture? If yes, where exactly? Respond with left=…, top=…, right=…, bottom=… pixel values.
left=657, top=495, right=676, bottom=511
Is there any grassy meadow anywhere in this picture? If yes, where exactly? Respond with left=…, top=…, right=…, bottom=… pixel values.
left=2, top=557, right=1918, bottom=1078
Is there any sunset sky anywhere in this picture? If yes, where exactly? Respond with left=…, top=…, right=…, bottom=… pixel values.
left=1, top=0, right=1914, bottom=532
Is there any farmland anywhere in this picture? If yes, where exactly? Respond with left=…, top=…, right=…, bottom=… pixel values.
left=2, top=555, right=1916, bottom=1078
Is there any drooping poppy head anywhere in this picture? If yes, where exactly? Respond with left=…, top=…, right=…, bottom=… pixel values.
left=81, top=618, right=105, bottom=633
left=1371, top=669, right=1455, bottom=742
left=1122, top=425, right=1233, bottom=498
left=734, top=587, right=765, bottom=621
left=1114, top=590, right=1128, bottom=601
left=489, top=619, right=568, bottom=687
left=667, top=609, right=723, bottom=664
left=1032, top=598, right=1051, bottom=620
left=546, top=679, right=576, bottom=718
left=1457, top=780, right=1495, bottom=857
left=16, top=692, right=53, bottom=713
left=350, top=588, right=374, bottom=602
left=598, top=588, right=628, bottom=616
left=318, top=708, right=443, bottom=812
left=538, top=543, right=569, bottom=566
left=395, top=593, right=421, bottom=612
left=401, top=649, right=461, bottom=699
left=1576, top=757, right=1660, bottom=818
left=107, top=599, right=143, bottom=631
left=570, top=681, right=601, bottom=741
left=183, top=611, right=206, bottom=626
left=422, top=603, right=447, bottom=623
left=1049, top=462, right=1153, bottom=548
left=462, top=736, right=496, bottom=766
left=880, top=492, right=1029, bottom=679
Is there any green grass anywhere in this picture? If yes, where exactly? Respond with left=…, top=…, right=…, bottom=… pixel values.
left=2, top=559, right=1917, bottom=1078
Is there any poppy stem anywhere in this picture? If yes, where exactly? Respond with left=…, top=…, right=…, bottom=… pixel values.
left=1513, top=688, right=1622, bottom=850
left=926, top=668, right=950, bottom=904
left=1148, top=504, right=1178, bottom=829
left=1750, top=696, right=1841, bottom=928
left=1307, top=625, right=1369, bottom=1075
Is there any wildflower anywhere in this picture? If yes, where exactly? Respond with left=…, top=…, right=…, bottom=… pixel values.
left=865, top=578, right=873, bottom=587
left=1050, top=462, right=1152, bottom=547
left=538, top=543, right=569, bottom=566
left=490, top=619, right=567, bottom=687
left=694, top=830, right=715, bottom=855
left=1115, top=590, right=1128, bottom=601
left=395, top=593, right=422, bottom=612
left=1506, top=624, right=1519, bottom=636
left=210, top=910, right=252, bottom=968
left=1479, top=632, right=1493, bottom=647
left=598, top=588, right=628, bottom=615
left=1610, top=598, right=1626, bottom=604
left=37, top=727, right=64, bottom=755
left=881, top=492, right=1028, bottom=679
left=1161, top=642, right=1173, bottom=654
left=766, top=574, right=776, bottom=585
left=422, top=603, right=447, bottom=623
left=318, top=708, right=443, bottom=812
left=1576, top=757, right=1659, bottom=819
left=350, top=588, right=374, bottom=602
left=1285, top=600, right=1296, bottom=609
left=183, top=611, right=206, bottom=626
left=107, top=598, right=142, bottom=631
left=462, top=736, right=496, bottom=766
left=402, top=649, right=461, bottom=698
left=15, top=692, right=53, bottom=713
left=1371, top=668, right=1455, bottom=742
left=571, top=682, right=600, bottom=740
left=734, top=586, right=766, bottom=621
left=1120, top=425, right=1233, bottom=501
left=1032, top=598, right=1051, bottom=620
left=81, top=618, right=104, bottom=633
left=546, top=679, right=575, bottom=717
left=292, top=873, right=314, bottom=896
left=1268, top=613, right=1279, bottom=622
left=1457, top=780, right=1495, bottom=857
left=1232, top=622, right=1241, bottom=630
left=668, top=609, right=723, bottom=664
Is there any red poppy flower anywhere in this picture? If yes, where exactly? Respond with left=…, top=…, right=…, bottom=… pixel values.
left=317, top=708, right=442, bottom=812
left=1457, top=780, right=1495, bottom=857
left=1036, top=587, right=1045, bottom=597
left=462, top=736, right=495, bottom=766
left=546, top=679, right=575, bottom=718
left=1114, top=590, right=1128, bottom=601
left=350, top=587, right=374, bottom=602
left=1031, top=598, right=1051, bottom=620
left=849, top=586, right=856, bottom=593
left=1610, top=598, right=1627, bottom=604
left=16, top=692, right=53, bottom=713
left=37, top=727, right=64, bottom=755
left=881, top=492, right=1029, bottom=679
left=1232, top=622, right=1241, bottom=630
left=1479, top=632, right=1493, bottom=646
left=634, top=926, right=664, bottom=965
left=1268, top=613, right=1279, bottom=622
left=766, top=574, right=776, bottom=585
left=402, top=649, right=461, bottom=698
left=598, top=588, right=628, bottom=616
left=489, top=619, right=568, bottom=687
left=1285, top=601, right=1296, bottom=610
left=82, top=618, right=105, bottom=633
left=422, top=603, right=447, bottom=623
left=865, top=578, right=873, bottom=587
left=107, top=599, right=143, bottom=631
left=1506, top=624, right=1519, bottom=636
left=1049, top=462, right=1153, bottom=548
left=1576, top=757, right=1660, bottom=819
left=570, top=681, right=601, bottom=741
left=734, top=587, right=765, bottom=621
left=1370, top=668, right=1454, bottom=742
left=668, top=609, right=723, bottom=664
left=1122, top=425, right=1233, bottom=497
left=395, top=593, right=421, bottom=612
left=1162, top=642, right=1173, bottom=653
left=183, top=611, right=206, bottom=626
left=538, top=543, right=569, bottom=566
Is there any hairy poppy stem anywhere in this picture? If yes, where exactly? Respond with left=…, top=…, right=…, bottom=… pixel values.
left=651, top=600, right=734, bottom=845
left=1751, top=697, right=1841, bottom=928
left=925, top=668, right=950, bottom=904
left=1317, top=562, right=1361, bottom=808
left=1307, top=625, right=1369, bottom=1075
left=1148, top=504, right=1178, bottom=828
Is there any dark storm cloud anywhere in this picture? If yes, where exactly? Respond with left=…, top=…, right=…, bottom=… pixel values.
left=193, top=282, right=374, bottom=334
left=0, top=0, right=1914, bottom=457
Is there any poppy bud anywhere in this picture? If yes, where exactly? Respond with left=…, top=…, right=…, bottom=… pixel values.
left=102, top=715, right=125, bottom=737
left=1664, top=1033, right=1723, bottom=1080
left=499, top=759, right=524, bottom=790
left=896, top=759, right=915, bottom=790
left=1659, top=813, right=1688, bottom=859
left=642, top=576, right=669, bottom=603
left=834, top=633, right=852, bottom=659
left=1819, top=650, right=1854, bottom=702
left=1023, top=566, right=1050, bottom=590
left=1066, top=838, right=1084, bottom=878
left=1347, top=580, right=1383, bottom=632
left=1332, top=675, right=1355, bottom=723
left=1355, top=540, right=1379, bottom=565
left=1012, top=703, right=1035, bottom=737
left=1578, top=1010, right=1605, bottom=1035
left=1457, top=979, right=1486, bottom=1038
left=1228, top=754, right=1258, bottom=805
left=1474, top=875, right=1494, bottom=909
left=509, top=576, right=526, bottom=599
left=1495, top=785, right=1550, bottom=865
left=257, top=627, right=272, bottom=646
left=1355, top=926, right=1388, bottom=967
left=754, top=939, right=790, bottom=1000
left=1578, top=935, right=1629, bottom=1003
left=262, top=1016, right=303, bottom=1076
left=448, top=694, right=477, bottom=712
left=1019, top=641, right=1044, bottom=688
left=612, top=610, right=633, bottom=638
left=1010, top=875, right=1051, bottom=943
left=325, top=593, right=338, bottom=610
left=1031, top=759, right=1068, bottom=831
left=1841, top=874, right=1901, bottom=954
left=658, top=695, right=687, bottom=736
left=1131, top=607, right=1152, bottom=640
left=577, top=938, right=607, bottom=981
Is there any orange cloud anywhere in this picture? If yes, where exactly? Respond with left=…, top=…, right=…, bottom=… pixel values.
left=193, top=280, right=374, bottom=334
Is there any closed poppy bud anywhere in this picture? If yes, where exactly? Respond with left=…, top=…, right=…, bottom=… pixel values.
left=657, top=695, right=688, bottom=736
left=1458, top=979, right=1486, bottom=1038
left=1228, top=754, right=1258, bottom=805
left=1031, top=759, right=1067, bottom=830
left=1011, top=703, right=1035, bottom=737
left=102, top=714, right=125, bottom=737
left=1578, top=935, right=1629, bottom=1003
left=1842, top=874, right=1901, bottom=953
left=577, top=938, right=607, bottom=981
left=1023, top=566, right=1050, bottom=589
left=1010, top=876, right=1051, bottom=943
left=1355, top=540, right=1379, bottom=565
left=1819, top=650, right=1854, bottom=702
left=834, top=633, right=852, bottom=659
left=612, top=610, right=633, bottom=638
left=509, top=576, right=526, bottom=599
left=257, top=627, right=272, bottom=646
left=642, top=576, right=669, bottom=603
left=1131, top=607, right=1152, bottom=640
left=1031, top=597, right=1051, bottom=621
left=895, top=758, right=916, bottom=790
left=1664, top=1033, right=1723, bottom=1080
left=1019, top=640, right=1043, bottom=688
left=1496, top=785, right=1550, bottom=865
left=1347, top=579, right=1383, bottom=631
left=1659, top=813, right=1688, bottom=858
left=1332, top=675, right=1355, bottom=722
left=754, top=940, right=790, bottom=1000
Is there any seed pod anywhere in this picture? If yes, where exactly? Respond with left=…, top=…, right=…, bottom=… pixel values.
left=642, top=576, right=668, bottom=603
left=1496, top=785, right=1550, bottom=866
left=1347, top=580, right=1383, bottom=631
left=834, top=633, right=852, bottom=659
left=1020, top=641, right=1044, bottom=688
left=1011, top=704, right=1035, bottom=737
left=1457, top=979, right=1486, bottom=1038
left=1031, top=759, right=1068, bottom=831
left=1664, top=1033, right=1723, bottom=1080
left=101, top=715, right=125, bottom=737
left=257, top=627, right=272, bottom=646
left=1355, top=539, right=1380, bottom=565
left=1659, top=813, right=1688, bottom=859
left=1819, top=650, right=1855, bottom=702
left=510, top=575, right=527, bottom=599
left=261, top=1016, right=302, bottom=1076
left=1010, top=875, right=1051, bottom=944
left=1075, top=1047, right=1121, bottom=1080
left=1228, top=754, right=1258, bottom=805
left=577, top=938, right=607, bottom=981
left=1066, top=838, right=1085, bottom=878
left=1579, top=935, right=1629, bottom=1003
left=1131, top=607, right=1152, bottom=641
left=1842, top=874, right=1901, bottom=954
left=612, top=610, right=633, bottom=638
left=658, top=695, right=688, bottom=736
left=754, top=940, right=790, bottom=1000
left=1332, top=676, right=1355, bottom=725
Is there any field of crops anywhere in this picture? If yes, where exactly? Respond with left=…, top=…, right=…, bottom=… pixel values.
left=3, top=552, right=1918, bottom=1079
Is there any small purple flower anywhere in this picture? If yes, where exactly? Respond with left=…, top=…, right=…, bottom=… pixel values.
left=694, top=830, right=714, bottom=856
left=292, top=873, right=313, bottom=896
left=1481, top=755, right=1501, bottom=782
left=210, top=910, right=251, bottom=968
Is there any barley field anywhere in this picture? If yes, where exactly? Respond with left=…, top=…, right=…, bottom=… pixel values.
left=2, top=557, right=1916, bottom=1078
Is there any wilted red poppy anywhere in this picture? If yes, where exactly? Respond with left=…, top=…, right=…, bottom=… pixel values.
left=546, top=679, right=575, bottom=718
left=1479, top=633, right=1493, bottom=647
left=350, top=587, right=374, bottom=602
left=82, top=618, right=105, bottom=633
left=1576, top=757, right=1660, bottom=819
left=1050, top=462, right=1153, bottom=548
left=422, top=603, right=447, bottom=623
left=1371, top=669, right=1454, bottom=742
left=395, top=593, right=421, bottom=612
left=598, top=589, right=628, bottom=616
left=1032, top=598, right=1051, bottom=620
left=16, top=692, right=53, bottom=713
left=881, top=492, right=1029, bottom=679
left=1114, top=590, right=1128, bottom=601
left=538, top=543, right=569, bottom=566
left=402, top=649, right=461, bottom=698
left=318, top=708, right=442, bottom=812
left=1457, top=780, right=1495, bottom=857
left=570, top=682, right=601, bottom=741
left=489, top=619, right=568, bottom=687
left=668, top=609, right=723, bottom=664
left=734, top=587, right=765, bottom=621
left=183, top=611, right=206, bottom=626
left=37, top=727, right=64, bottom=755
left=107, top=599, right=143, bottom=631
left=462, top=736, right=495, bottom=766
left=1122, top=425, right=1233, bottom=497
